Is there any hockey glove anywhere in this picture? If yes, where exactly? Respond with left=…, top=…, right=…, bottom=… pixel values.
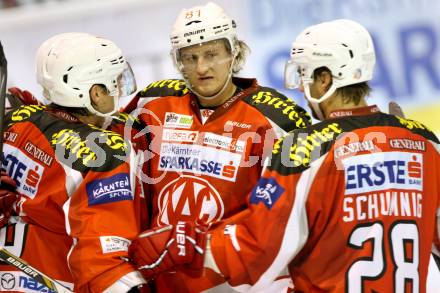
left=7, top=87, right=40, bottom=106
left=0, top=169, right=18, bottom=228
left=128, top=221, right=208, bottom=280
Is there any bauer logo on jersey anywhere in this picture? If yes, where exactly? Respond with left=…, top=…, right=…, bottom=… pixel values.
left=164, top=112, right=193, bottom=129
left=86, top=173, right=132, bottom=206
left=343, top=152, right=423, bottom=195
left=1, top=144, right=44, bottom=199
left=159, top=143, right=241, bottom=182
left=250, top=177, right=285, bottom=209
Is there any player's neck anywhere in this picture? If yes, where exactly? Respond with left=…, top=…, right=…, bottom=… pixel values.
left=197, top=81, right=237, bottom=108
left=74, top=113, right=105, bottom=128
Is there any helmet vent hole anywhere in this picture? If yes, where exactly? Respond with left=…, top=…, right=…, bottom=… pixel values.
left=349, top=50, right=354, bottom=58
left=79, top=94, right=83, bottom=98
left=101, top=44, right=107, bottom=47
left=200, top=36, right=204, bottom=40
left=67, top=66, right=73, bottom=71
left=342, top=43, right=348, bottom=47
left=63, top=74, right=68, bottom=83
left=187, top=39, right=191, bottom=43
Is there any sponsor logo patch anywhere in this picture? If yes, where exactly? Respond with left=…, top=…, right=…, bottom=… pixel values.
left=164, top=112, right=193, bottom=129
left=99, top=236, right=130, bottom=253
left=334, top=140, right=375, bottom=158
left=157, top=175, right=224, bottom=225
left=343, top=152, right=423, bottom=195
left=203, top=133, right=246, bottom=153
left=3, top=131, right=18, bottom=143
left=250, top=177, right=285, bottom=209
left=86, top=173, right=132, bottom=206
left=24, top=141, right=53, bottom=166
left=1, top=273, right=15, bottom=290
left=162, top=129, right=198, bottom=143
left=159, top=143, right=240, bottom=182
left=2, top=144, right=44, bottom=199
left=389, top=138, right=425, bottom=151
left=0, top=271, right=68, bottom=292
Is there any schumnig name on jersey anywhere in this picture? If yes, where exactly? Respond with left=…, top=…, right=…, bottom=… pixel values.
left=342, top=191, right=422, bottom=222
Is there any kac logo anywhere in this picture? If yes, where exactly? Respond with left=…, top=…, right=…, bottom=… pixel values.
left=157, top=175, right=224, bottom=225
left=250, top=177, right=285, bottom=209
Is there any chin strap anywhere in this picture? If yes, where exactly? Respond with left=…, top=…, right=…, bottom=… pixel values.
left=304, top=83, right=338, bottom=121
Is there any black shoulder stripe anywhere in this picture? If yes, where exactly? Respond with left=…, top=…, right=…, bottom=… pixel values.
left=270, top=121, right=342, bottom=175
left=7, top=106, right=129, bottom=173
left=113, top=112, right=144, bottom=130
left=391, top=115, right=439, bottom=143
left=242, top=87, right=311, bottom=131
left=137, top=79, right=189, bottom=98
left=269, top=112, right=439, bottom=175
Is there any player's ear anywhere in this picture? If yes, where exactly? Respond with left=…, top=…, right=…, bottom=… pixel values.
left=89, top=84, right=106, bottom=104
left=317, top=71, right=332, bottom=91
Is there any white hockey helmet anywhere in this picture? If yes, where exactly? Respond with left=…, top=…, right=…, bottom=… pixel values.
left=284, top=19, right=376, bottom=119
left=170, top=2, right=238, bottom=70
left=36, top=32, right=136, bottom=117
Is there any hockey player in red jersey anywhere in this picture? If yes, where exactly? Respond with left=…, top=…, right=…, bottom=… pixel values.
left=0, top=33, right=148, bottom=292
left=124, top=2, right=311, bottom=292
left=128, top=19, right=440, bottom=292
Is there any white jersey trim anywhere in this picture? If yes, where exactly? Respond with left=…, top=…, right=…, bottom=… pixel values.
left=265, top=116, right=288, bottom=139
left=59, top=162, right=83, bottom=198
left=102, top=271, right=146, bottom=292
left=430, top=140, right=440, bottom=155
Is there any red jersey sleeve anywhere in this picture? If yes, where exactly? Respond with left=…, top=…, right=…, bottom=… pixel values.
left=66, top=145, right=145, bottom=292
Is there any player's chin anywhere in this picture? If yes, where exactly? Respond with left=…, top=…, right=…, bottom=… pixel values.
left=195, top=86, right=220, bottom=97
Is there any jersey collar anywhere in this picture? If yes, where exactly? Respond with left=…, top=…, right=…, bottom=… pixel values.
left=328, top=105, right=380, bottom=119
